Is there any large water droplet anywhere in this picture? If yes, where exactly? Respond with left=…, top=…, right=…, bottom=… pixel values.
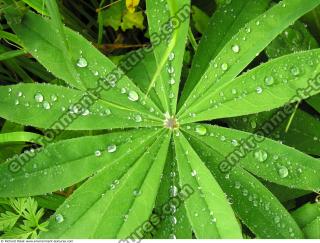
left=128, top=90, right=139, bottom=101
left=107, top=144, right=117, bottom=153
left=76, top=57, right=88, bottom=68
left=34, top=93, right=44, bottom=103
left=135, top=115, right=142, bottom=123
left=231, top=45, right=240, bottom=53
left=43, top=101, right=51, bottom=110
left=170, top=185, right=178, bottom=197
left=265, top=76, right=274, bottom=86
left=95, top=150, right=102, bottom=157
left=278, top=166, right=289, bottom=178
left=195, top=125, right=207, bottom=136
left=254, top=149, right=268, bottom=162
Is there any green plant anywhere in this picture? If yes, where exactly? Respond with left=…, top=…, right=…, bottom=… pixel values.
left=0, top=0, right=320, bottom=239
left=0, top=197, right=48, bottom=238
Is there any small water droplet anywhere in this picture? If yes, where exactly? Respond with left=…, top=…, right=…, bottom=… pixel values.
left=256, top=87, right=263, bottom=94
left=191, top=170, right=197, bottom=177
left=290, top=66, right=300, bottom=76
left=221, top=63, right=228, bottom=71
left=95, top=150, right=102, bottom=157
left=168, top=52, right=175, bottom=61
left=55, top=214, right=64, bottom=223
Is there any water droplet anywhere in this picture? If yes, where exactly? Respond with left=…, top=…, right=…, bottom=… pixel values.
left=55, top=214, right=64, bottom=223
left=120, top=88, right=127, bottom=94
left=195, top=125, right=207, bottom=135
left=290, top=66, right=300, bottom=76
left=82, top=109, right=90, bottom=116
left=107, top=144, right=117, bottom=153
left=170, top=185, right=178, bottom=197
left=231, top=45, right=240, bottom=53
left=256, top=87, right=263, bottom=94
left=128, top=90, right=139, bottom=101
left=221, top=63, right=228, bottom=71
left=76, top=57, right=88, bottom=68
left=168, top=78, right=175, bottom=85
left=254, top=149, right=268, bottom=162
left=245, top=26, right=251, bottom=33
left=167, top=66, right=174, bottom=74
left=278, top=166, right=289, bottom=178
left=168, top=52, right=175, bottom=61
left=51, top=95, right=58, bottom=102
left=43, top=101, right=51, bottom=110
left=265, top=76, right=274, bottom=86
left=191, top=170, right=197, bottom=177
left=95, top=150, right=102, bottom=157
left=135, top=115, right=142, bottom=122
left=133, top=189, right=141, bottom=196
left=34, top=93, right=44, bottom=103
left=17, top=91, right=23, bottom=97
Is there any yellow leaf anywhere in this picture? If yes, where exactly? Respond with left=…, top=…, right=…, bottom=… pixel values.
left=126, top=0, right=140, bottom=13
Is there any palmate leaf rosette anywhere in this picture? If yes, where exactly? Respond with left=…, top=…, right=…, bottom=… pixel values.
left=0, top=0, right=320, bottom=239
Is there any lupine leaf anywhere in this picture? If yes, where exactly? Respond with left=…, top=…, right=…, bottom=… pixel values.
left=182, top=129, right=304, bottom=238
left=0, top=128, right=161, bottom=197
left=178, top=0, right=320, bottom=117
left=40, top=130, right=170, bottom=238
left=174, top=133, right=242, bottom=239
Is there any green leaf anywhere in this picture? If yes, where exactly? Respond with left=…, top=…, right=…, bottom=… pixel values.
left=0, top=83, right=162, bottom=130
left=40, top=130, right=170, bottom=238
left=182, top=130, right=304, bottom=238
left=181, top=124, right=320, bottom=191
left=0, top=128, right=161, bottom=197
left=0, top=211, right=20, bottom=231
left=179, top=49, right=320, bottom=123
left=174, top=133, right=242, bottom=239
left=303, top=217, right=320, bottom=238
left=5, top=9, right=162, bottom=119
left=291, top=202, right=320, bottom=228
left=178, top=0, right=320, bottom=116
left=152, top=144, right=192, bottom=239
left=0, top=132, right=42, bottom=145
left=121, top=11, right=145, bottom=31
left=191, top=5, right=210, bottom=34
left=178, top=0, right=271, bottom=108
left=146, top=0, right=190, bottom=114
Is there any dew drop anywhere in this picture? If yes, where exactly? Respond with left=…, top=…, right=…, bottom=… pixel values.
left=231, top=45, right=240, bottom=53
left=191, top=170, right=197, bottom=177
left=265, top=76, right=274, bottom=86
left=256, top=87, right=263, bottom=94
left=95, top=150, right=102, bottom=157
left=290, top=66, right=300, bottom=76
left=43, top=101, right=51, bottom=110
left=168, top=52, right=175, bottom=61
left=254, top=149, right=268, bottom=162
left=278, top=166, right=289, bottom=178
left=134, top=115, right=142, bottom=123
left=168, top=78, right=176, bottom=85
left=221, top=63, right=228, bottom=71
left=34, top=93, right=44, bottom=103
left=195, top=125, right=207, bottom=136
left=76, top=57, right=88, bottom=68
left=128, top=90, right=139, bottom=101
left=107, top=144, right=117, bottom=153
left=55, top=214, right=64, bottom=223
